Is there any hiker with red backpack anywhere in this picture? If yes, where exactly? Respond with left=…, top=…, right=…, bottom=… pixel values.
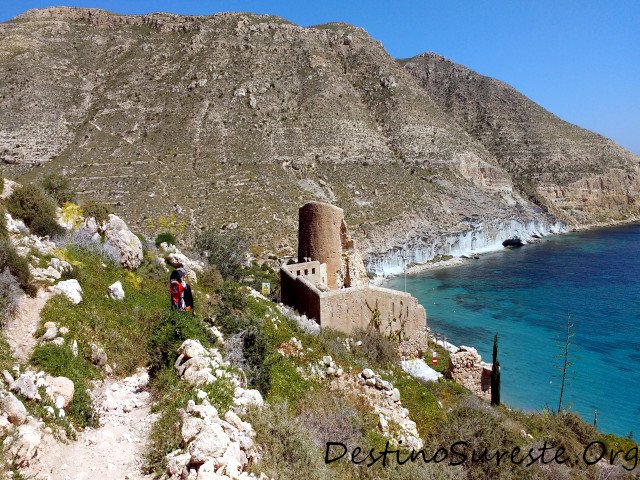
left=169, top=268, right=185, bottom=310
left=170, top=267, right=195, bottom=313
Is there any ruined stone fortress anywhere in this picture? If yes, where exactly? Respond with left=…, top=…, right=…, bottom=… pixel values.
left=280, top=202, right=427, bottom=341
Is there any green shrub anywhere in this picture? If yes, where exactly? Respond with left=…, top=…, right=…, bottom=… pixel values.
left=0, top=237, right=35, bottom=296
left=193, top=228, right=250, bottom=279
left=137, top=256, right=170, bottom=283
left=352, top=327, right=399, bottom=368
left=0, top=206, right=7, bottom=238
left=0, top=269, right=22, bottom=325
left=200, top=266, right=224, bottom=292
left=40, top=173, right=75, bottom=206
left=82, top=200, right=111, bottom=224
left=216, top=311, right=275, bottom=394
left=296, top=389, right=364, bottom=449
left=246, top=402, right=332, bottom=480
left=216, top=281, right=248, bottom=314
left=154, top=232, right=176, bottom=247
left=0, top=329, right=13, bottom=373
left=38, top=246, right=168, bottom=375
left=5, top=184, right=63, bottom=237
left=30, top=343, right=99, bottom=428
left=147, top=310, right=217, bottom=377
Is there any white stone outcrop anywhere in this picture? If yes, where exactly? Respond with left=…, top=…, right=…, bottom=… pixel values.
left=350, top=368, right=422, bottom=450
left=29, top=257, right=73, bottom=282
left=159, top=242, right=205, bottom=283
left=165, top=394, right=264, bottom=479
left=175, top=340, right=234, bottom=387
left=79, top=214, right=143, bottom=269
left=1, top=393, right=27, bottom=426
left=2, top=417, right=42, bottom=467
left=4, top=212, right=29, bottom=235
left=167, top=338, right=270, bottom=480
left=52, top=279, right=83, bottom=304
left=10, top=233, right=56, bottom=257
left=10, top=371, right=42, bottom=401
left=108, top=280, right=125, bottom=300
left=103, top=215, right=143, bottom=269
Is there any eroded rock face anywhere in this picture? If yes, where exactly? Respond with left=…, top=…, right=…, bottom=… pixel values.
left=447, top=346, right=492, bottom=401
left=76, top=215, right=143, bottom=269
left=7, top=8, right=633, bottom=265
left=404, top=52, right=640, bottom=226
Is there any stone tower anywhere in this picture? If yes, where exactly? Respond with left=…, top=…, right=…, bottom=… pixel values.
left=298, top=202, right=344, bottom=289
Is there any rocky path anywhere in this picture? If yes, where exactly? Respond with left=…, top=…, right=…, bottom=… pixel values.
left=22, top=370, right=158, bottom=480
left=5, top=289, right=53, bottom=363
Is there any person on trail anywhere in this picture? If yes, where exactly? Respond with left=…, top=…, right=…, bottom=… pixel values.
left=183, top=280, right=194, bottom=313
left=169, top=269, right=185, bottom=311
left=177, top=267, right=195, bottom=314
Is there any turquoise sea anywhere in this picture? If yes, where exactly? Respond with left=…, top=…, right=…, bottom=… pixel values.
left=385, top=224, right=640, bottom=437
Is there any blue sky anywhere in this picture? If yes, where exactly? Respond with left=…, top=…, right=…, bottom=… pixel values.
left=3, top=1, right=639, bottom=154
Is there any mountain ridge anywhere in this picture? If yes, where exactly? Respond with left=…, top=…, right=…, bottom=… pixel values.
left=1, top=7, right=638, bottom=265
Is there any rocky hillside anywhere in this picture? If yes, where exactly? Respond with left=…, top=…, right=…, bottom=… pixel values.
left=403, top=52, right=640, bottom=225
left=1, top=180, right=637, bottom=479
left=1, top=8, right=638, bottom=270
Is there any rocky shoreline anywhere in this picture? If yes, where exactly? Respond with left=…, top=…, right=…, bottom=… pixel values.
left=370, top=216, right=640, bottom=283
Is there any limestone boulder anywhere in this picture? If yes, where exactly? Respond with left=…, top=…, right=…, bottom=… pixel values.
left=103, top=214, right=143, bottom=269
left=108, top=280, right=125, bottom=300
left=4, top=212, right=29, bottom=235
left=10, top=372, right=40, bottom=401
left=188, top=423, right=231, bottom=464
left=49, top=257, right=73, bottom=275
left=52, top=279, right=83, bottom=304
left=45, top=376, right=74, bottom=408
left=1, top=394, right=27, bottom=425
left=178, top=339, right=208, bottom=361
left=181, top=411, right=205, bottom=444
left=3, top=417, right=42, bottom=466
left=166, top=450, right=191, bottom=478
left=233, top=388, right=263, bottom=409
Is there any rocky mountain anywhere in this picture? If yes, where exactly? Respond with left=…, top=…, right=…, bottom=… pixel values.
left=1, top=8, right=638, bottom=271
left=403, top=52, right=640, bottom=225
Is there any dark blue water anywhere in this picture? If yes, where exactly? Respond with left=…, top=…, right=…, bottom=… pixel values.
left=386, top=224, right=640, bottom=437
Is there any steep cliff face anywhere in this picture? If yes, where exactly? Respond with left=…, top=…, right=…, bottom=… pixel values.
left=403, top=52, right=640, bottom=225
left=0, top=8, right=636, bottom=268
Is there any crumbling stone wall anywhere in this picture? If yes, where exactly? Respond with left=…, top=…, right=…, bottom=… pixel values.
left=319, top=286, right=426, bottom=340
left=280, top=267, right=427, bottom=341
left=283, top=201, right=427, bottom=347
left=446, top=346, right=492, bottom=401
left=280, top=268, right=322, bottom=321
left=280, top=260, right=326, bottom=287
